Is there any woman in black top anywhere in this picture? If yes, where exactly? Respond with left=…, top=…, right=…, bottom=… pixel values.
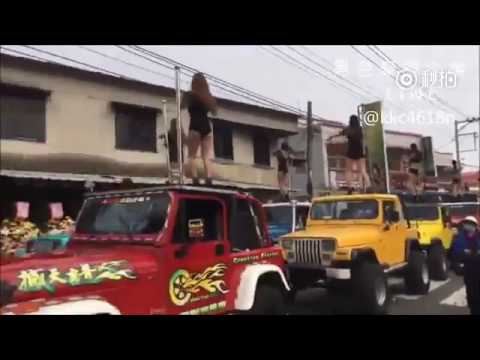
left=180, top=73, right=218, bottom=185
left=273, top=142, right=292, bottom=197
left=406, top=143, right=423, bottom=194
left=451, top=160, right=462, bottom=197
left=328, top=115, right=371, bottom=194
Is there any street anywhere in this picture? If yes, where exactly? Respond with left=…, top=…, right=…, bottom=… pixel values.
left=289, top=273, right=470, bottom=315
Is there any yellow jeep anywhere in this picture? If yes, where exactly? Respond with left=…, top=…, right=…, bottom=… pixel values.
left=404, top=203, right=454, bottom=281
left=280, top=193, right=430, bottom=314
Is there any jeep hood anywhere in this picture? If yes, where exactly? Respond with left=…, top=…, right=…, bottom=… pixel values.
left=0, top=243, right=159, bottom=303
left=285, top=224, right=382, bottom=248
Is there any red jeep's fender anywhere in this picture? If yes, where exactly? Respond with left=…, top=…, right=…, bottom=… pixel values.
left=227, top=263, right=290, bottom=311
left=1, top=295, right=121, bottom=315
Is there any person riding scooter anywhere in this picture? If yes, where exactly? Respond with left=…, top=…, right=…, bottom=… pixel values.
left=450, top=216, right=480, bottom=315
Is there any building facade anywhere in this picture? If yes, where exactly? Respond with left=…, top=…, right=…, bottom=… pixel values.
left=0, top=54, right=298, bottom=221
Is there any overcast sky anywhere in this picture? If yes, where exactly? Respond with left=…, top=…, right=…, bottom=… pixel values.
left=3, top=45, right=479, bottom=170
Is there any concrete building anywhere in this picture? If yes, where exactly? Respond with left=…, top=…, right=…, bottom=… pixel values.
left=0, top=53, right=298, bottom=221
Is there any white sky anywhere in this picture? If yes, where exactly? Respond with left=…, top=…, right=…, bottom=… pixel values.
left=3, top=45, right=479, bottom=171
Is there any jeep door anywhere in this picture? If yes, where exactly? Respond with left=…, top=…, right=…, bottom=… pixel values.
left=166, top=194, right=229, bottom=315
left=382, top=200, right=407, bottom=265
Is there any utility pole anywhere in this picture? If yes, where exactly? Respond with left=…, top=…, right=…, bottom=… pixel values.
left=306, top=101, right=313, bottom=197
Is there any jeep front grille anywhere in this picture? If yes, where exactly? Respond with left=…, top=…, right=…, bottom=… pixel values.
left=295, top=239, right=323, bottom=264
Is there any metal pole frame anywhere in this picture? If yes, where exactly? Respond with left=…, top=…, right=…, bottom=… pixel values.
left=175, top=66, right=184, bottom=185
left=162, top=100, right=172, bottom=183
left=306, top=101, right=313, bottom=197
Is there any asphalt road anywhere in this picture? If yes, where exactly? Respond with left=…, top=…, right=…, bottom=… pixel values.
left=288, top=273, right=470, bottom=315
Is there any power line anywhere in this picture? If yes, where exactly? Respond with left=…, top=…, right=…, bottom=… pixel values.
left=266, top=45, right=368, bottom=101
left=369, top=45, right=402, bottom=71
left=286, top=46, right=380, bottom=99
left=1, top=47, right=60, bottom=64
left=128, top=45, right=306, bottom=116
left=21, top=45, right=136, bottom=80
left=368, top=46, right=470, bottom=118
left=286, top=46, right=410, bottom=112
left=117, top=45, right=295, bottom=112
left=298, top=45, right=335, bottom=68
left=350, top=46, right=397, bottom=80
left=77, top=46, right=240, bottom=99
left=78, top=45, right=179, bottom=84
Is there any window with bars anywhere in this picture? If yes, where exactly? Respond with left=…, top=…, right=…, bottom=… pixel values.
left=0, top=84, right=48, bottom=142
left=114, top=103, right=157, bottom=153
left=213, top=119, right=233, bottom=160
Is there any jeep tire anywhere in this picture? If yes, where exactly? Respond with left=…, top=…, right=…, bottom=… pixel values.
left=249, top=284, right=286, bottom=315
left=352, top=262, right=390, bottom=315
left=405, top=250, right=431, bottom=295
left=428, top=243, right=448, bottom=281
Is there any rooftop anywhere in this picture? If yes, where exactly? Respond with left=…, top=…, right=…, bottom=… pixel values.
left=0, top=53, right=299, bottom=121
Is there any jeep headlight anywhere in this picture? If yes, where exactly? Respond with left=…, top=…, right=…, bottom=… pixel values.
left=281, top=239, right=294, bottom=250
left=321, top=239, right=336, bottom=252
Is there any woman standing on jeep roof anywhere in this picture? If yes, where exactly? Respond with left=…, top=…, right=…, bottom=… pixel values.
left=273, top=142, right=293, bottom=198
left=451, top=160, right=462, bottom=197
left=328, top=115, right=371, bottom=194
left=407, top=143, right=423, bottom=195
left=181, top=73, right=218, bottom=186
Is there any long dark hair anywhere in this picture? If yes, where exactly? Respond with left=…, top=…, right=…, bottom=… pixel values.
left=347, top=114, right=362, bottom=139
left=191, top=73, right=217, bottom=111
left=349, top=115, right=360, bottom=129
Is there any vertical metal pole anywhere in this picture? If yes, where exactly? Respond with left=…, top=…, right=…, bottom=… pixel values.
left=306, top=101, right=313, bottom=197
left=162, top=100, right=172, bottom=183
left=175, top=66, right=184, bottom=185
left=454, top=120, right=461, bottom=171
left=478, top=46, right=480, bottom=195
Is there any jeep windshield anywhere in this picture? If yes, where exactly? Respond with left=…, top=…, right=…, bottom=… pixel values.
left=265, top=206, right=293, bottom=226
left=311, top=200, right=378, bottom=220
left=406, top=205, right=439, bottom=221
left=75, top=193, right=170, bottom=240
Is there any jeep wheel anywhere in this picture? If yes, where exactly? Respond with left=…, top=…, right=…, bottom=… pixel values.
left=405, top=250, right=430, bottom=295
left=428, top=243, right=448, bottom=281
left=352, top=262, right=390, bottom=315
left=249, top=285, right=286, bottom=315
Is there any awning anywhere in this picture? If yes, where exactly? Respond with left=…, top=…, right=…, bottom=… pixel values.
left=0, top=170, right=168, bottom=184
left=0, top=170, right=280, bottom=190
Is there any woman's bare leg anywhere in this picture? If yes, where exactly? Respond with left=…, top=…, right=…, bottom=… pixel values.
left=407, top=173, right=417, bottom=194
left=201, top=133, right=214, bottom=179
left=360, top=158, right=371, bottom=190
left=345, top=158, right=353, bottom=190
left=187, top=131, right=201, bottom=179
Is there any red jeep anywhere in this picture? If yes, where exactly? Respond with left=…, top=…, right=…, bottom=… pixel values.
left=0, top=186, right=289, bottom=315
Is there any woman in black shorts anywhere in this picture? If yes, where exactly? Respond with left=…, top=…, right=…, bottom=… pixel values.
left=407, top=143, right=423, bottom=194
left=451, top=160, right=462, bottom=197
left=328, top=115, right=370, bottom=194
left=273, top=142, right=292, bottom=196
left=181, top=73, right=218, bottom=185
